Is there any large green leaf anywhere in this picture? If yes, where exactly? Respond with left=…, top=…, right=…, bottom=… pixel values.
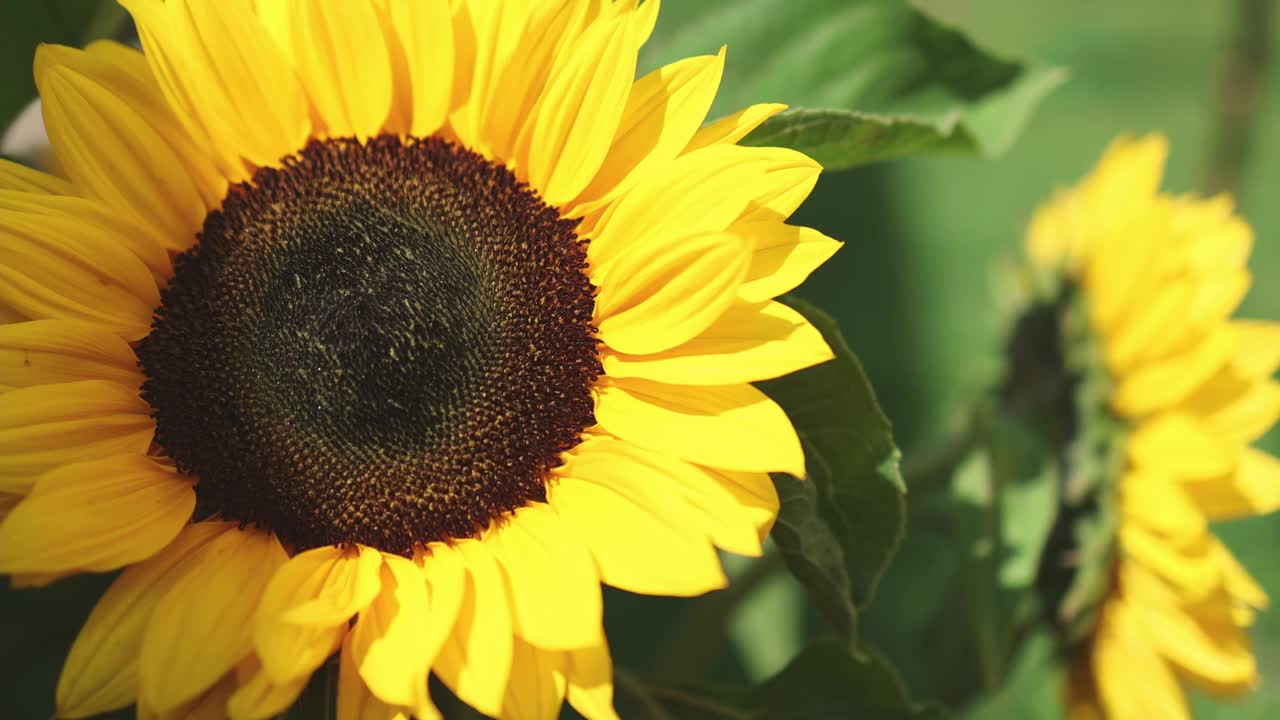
left=757, top=297, right=904, bottom=642
left=619, top=640, right=946, bottom=720
left=639, top=0, right=1065, bottom=169
left=0, top=1, right=130, bottom=134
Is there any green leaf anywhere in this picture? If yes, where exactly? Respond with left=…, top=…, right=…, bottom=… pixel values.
left=757, top=297, right=904, bottom=642
left=620, top=640, right=947, bottom=720
left=639, top=0, right=1065, bottom=169
left=0, top=1, right=132, bottom=134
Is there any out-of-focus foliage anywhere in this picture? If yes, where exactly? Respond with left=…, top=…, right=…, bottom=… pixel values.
left=639, top=0, right=1064, bottom=169
left=0, top=1, right=129, bottom=132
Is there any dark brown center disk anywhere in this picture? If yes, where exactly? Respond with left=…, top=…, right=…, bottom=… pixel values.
left=137, top=136, right=601, bottom=555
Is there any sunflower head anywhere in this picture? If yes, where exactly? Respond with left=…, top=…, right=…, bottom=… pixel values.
left=0, top=1, right=841, bottom=717
left=1003, top=134, right=1278, bottom=719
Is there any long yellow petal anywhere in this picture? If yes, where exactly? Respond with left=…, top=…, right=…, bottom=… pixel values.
left=560, top=435, right=764, bottom=557
left=289, top=1, right=393, bottom=139
left=1127, top=411, right=1237, bottom=481
left=434, top=539, right=514, bottom=718
left=1228, top=320, right=1280, bottom=379
left=596, top=232, right=750, bottom=355
left=337, top=635, right=415, bottom=720
left=255, top=544, right=382, bottom=682
left=1181, top=448, right=1280, bottom=520
left=0, top=319, right=140, bottom=391
left=56, top=522, right=233, bottom=719
left=351, top=554, right=433, bottom=712
left=489, top=503, right=603, bottom=650
left=0, top=208, right=160, bottom=340
left=525, top=9, right=640, bottom=205
left=0, top=455, right=192, bottom=573
left=0, top=189, right=171, bottom=278
left=683, top=103, right=787, bottom=153
left=1112, top=326, right=1237, bottom=417
left=564, top=641, right=621, bottom=720
left=548, top=473, right=726, bottom=596
left=594, top=377, right=805, bottom=476
left=573, top=49, right=725, bottom=208
left=601, top=301, right=832, bottom=385
left=386, top=0, right=454, bottom=137
left=121, top=0, right=310, bottom=174
left=587, top=145, right=820, bottom=269
left=227, top=656, right=310, bottom=720
left=34, top=42, right=222, bottom=245
left=735, top=221, right=842, bottom=303
left=1092, top=598, right=1190, bottom=720
left=139, top=528, right=287, bottom=713
left=0, top=380, right=153, bottom=494
left=0, top=158, right=74, bottom=194
left=502, top=639, right=567, bottom=720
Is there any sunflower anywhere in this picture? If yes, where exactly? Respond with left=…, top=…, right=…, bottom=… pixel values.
left=1020, top=134, right=1279, bottom=719
left=0, top=1, right=840, bottom=717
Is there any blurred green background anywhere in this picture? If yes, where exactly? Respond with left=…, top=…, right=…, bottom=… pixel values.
left=2, top=1, right=1279, bottom=718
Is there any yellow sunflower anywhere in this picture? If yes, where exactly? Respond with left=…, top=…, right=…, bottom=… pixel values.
left=1024, top=134, right=1279, bottom=719
left=0, top=1, right=840, bottom=718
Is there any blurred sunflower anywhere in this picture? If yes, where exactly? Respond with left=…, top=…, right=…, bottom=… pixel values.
left=0, top=1, right=840, bottom=718
left=1023, top=135, right=1279, bottom=719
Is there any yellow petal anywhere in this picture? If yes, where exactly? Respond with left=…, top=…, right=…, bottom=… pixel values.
left=489, top=503, right=603, bottom=650
left=488, top=0, right=593, bottom=164
left=337, top=634, right=415, bottom=720
left=0, top=158, right=73, bottom=194
left=1092, top=597, right=1190, bottom=720
left=0, top=455, right=192, bottom=573
left=586, top=145, right=809, bottom=268
left=227, top=656, right=310, bottom=720
left=594, top=377, right=805, bottom=476
left=0, top=208, right=160, bottom=340
left=683, top=103, right=787, bottom=153
left=434, top=539, right=514, bottom=718
left=502, top=639, right=567, bottom=720
left=548, top=471, right=726, bottom=597
left=0, top=380, right=154, bottom=494
left=121, top=0, right=310, bottom=174
left=140, top=671, right=239, bottom=720
left=1228, top=320, right=1280, bottom=379
left=56, top=522, right=233, bottom=719
left=34, top=41, right=223, bottom=243
left=1132, top=598, right=1257, bottom=692
left=447, top=0, right=533, bottom=157
left=255, top=544, right=382, bottom=682
left=140, top=527, right=287, bottom=713
left=0, top=189, right=172, bottom=278
left=704, top=468, right=780, bottom=541
left=735, top=221, right=841, bottom=303
left=596, top=232, right=750, bottom=355
left=1119, top=526, right=1224, bottom=602
left=560, top=435, right=764, bottom=557
left=0, top=319, right=140, bottom=392
left=1205, top=379, right=1280, bottom=446
left=601, top=301, right=832, bottom=385
left=526, top=10, right=641, bottom=205
left=564, top=641, right=621, bottom=720
left=1119, top=470, right=1206, bottom=544
left=573, top=49, right=725, bottom=208
left=289, top=1, right=393, bottom=139
left=1182, top=448, right=1280, bottom=520
left=386, top=0, right=454, bottom=137
left=351, top=554, right=433, bottom=711
left=1112, top=326, right=1237, bottom=417
left=1127, top=412, right=1237, bottom=481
